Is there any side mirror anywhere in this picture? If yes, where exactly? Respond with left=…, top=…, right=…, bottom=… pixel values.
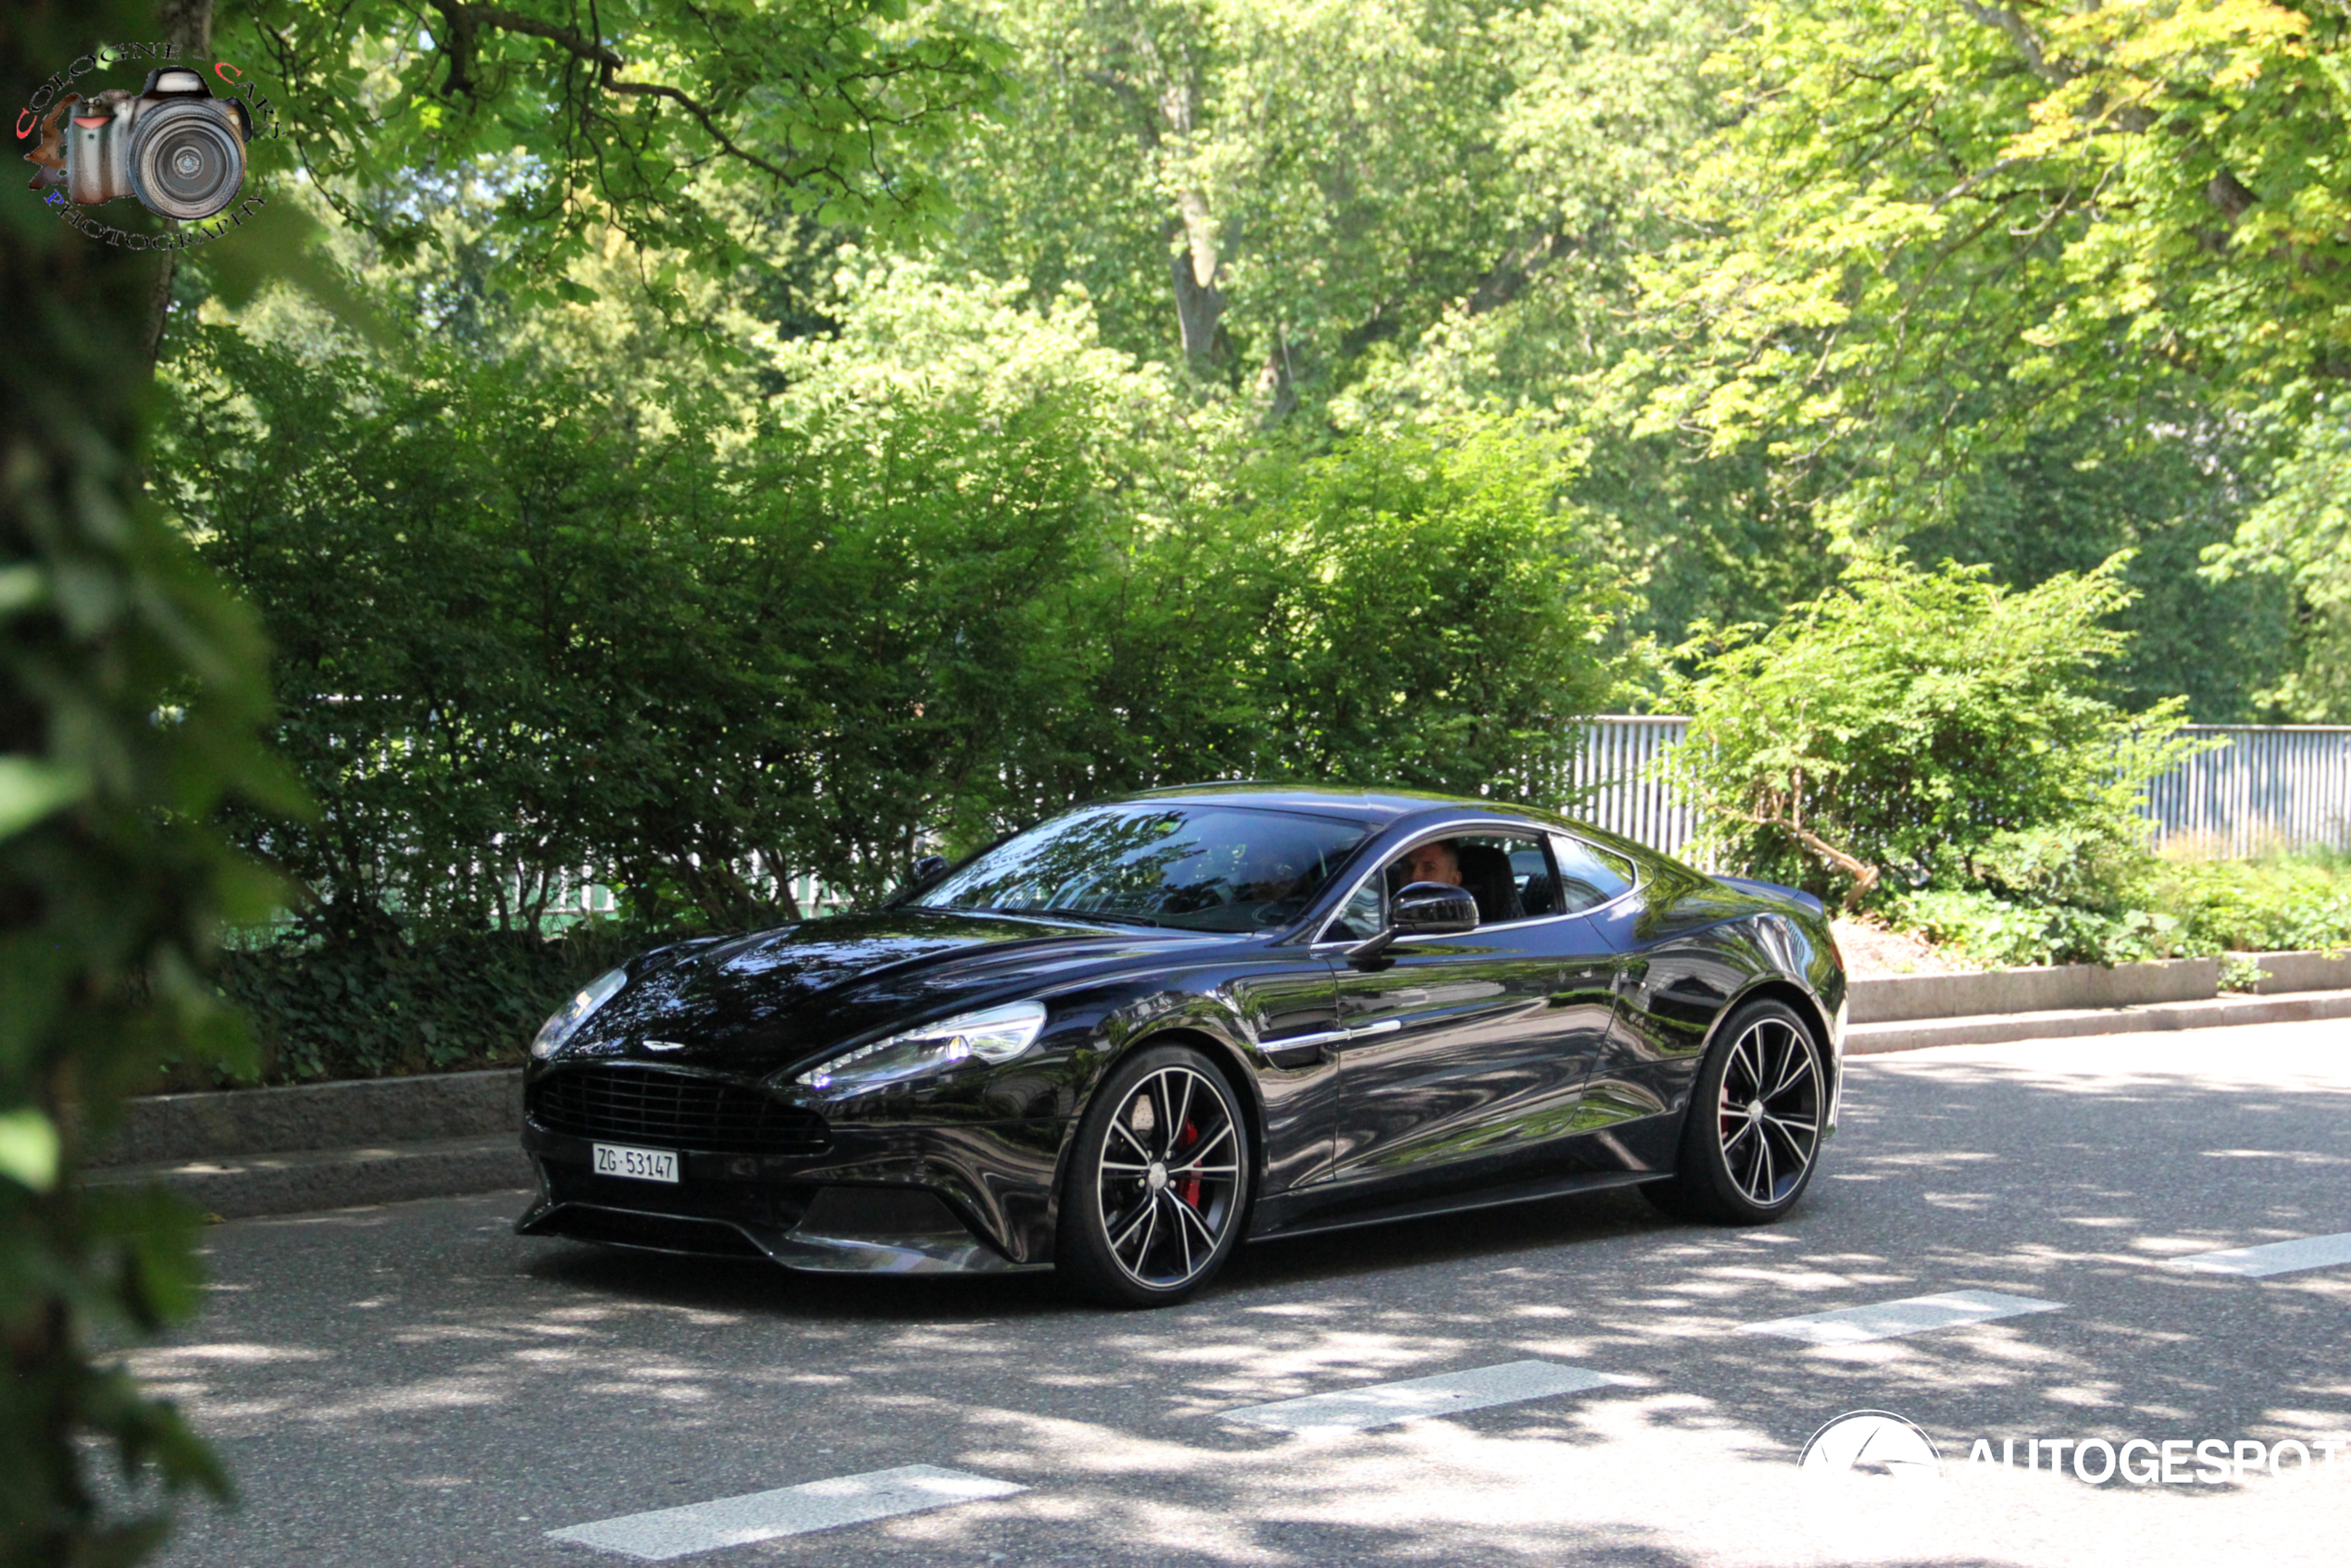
left=1393, top=881, right=1479, bottom=937
left=909, top=854, right=950, bottom=890
left=1348, top=881, right=1477, bottom=967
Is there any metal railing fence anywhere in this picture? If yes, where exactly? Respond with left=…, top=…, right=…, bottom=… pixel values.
left=1554, top=717, right=2351, bottom=863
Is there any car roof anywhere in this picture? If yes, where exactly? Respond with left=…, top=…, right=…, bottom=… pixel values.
left=1092, top=783, right=1676, bottom=874
left=1103, top=780, right=1549, bottom=826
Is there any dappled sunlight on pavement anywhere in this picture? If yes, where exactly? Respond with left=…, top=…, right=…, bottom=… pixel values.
left=138, top=1017, right=2351, bottom=1567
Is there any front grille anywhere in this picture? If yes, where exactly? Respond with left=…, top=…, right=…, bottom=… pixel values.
left=529, top=1066, right=830, bottom=1156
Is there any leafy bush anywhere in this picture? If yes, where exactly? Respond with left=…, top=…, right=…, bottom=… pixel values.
left=1666, top=554, right=2205, bottom=912
left=210, top=920, right=656, bottom=1087
left=6, top=3, right=294, bottom=1555
left=1890, top=888, right=2182, bottom=969
left=2130, top=852, right=2351, bottom=956
left=164, top=327, right=1630, bottom=952
left=1887, top=849, right=2351, bottom=969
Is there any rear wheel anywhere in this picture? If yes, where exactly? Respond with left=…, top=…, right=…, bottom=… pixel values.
left=1057, top=1043, right=1251, bottom=1307
left=1645, top=999, right=1823, bottom=1225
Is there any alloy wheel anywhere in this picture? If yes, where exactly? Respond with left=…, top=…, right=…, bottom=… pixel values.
left=1094, top=1064, right=1242, bottom=1290
left=1714, top=1014, right=1821, bottom=1206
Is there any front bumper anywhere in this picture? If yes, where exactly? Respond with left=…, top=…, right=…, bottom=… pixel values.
left=515, top=1116, right=1070, bottom=1274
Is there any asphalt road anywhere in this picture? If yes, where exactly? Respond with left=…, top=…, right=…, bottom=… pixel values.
left=143, top=1018, right=2351, bottom=1568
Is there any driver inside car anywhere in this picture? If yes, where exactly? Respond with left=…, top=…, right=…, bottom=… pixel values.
left=1395, top=838, right=1463, bottom=888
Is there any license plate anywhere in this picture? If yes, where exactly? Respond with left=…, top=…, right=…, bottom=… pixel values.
left=591, top=1143, right=678, bottom=1184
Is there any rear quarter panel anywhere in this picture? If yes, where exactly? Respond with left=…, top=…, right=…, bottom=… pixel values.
left=1581, top=856, right=1847, bottom=1135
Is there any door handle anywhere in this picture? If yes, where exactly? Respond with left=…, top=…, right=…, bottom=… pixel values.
left=1260, top=1017, right=1401, bottom=1066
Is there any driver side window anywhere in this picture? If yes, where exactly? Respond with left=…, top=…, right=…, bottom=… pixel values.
left=1322, top=829, right=1552, bottom=940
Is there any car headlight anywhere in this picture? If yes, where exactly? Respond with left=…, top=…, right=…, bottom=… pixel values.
left=530, top=967, right=628, bottom=1059
left=795, top=1000, right=1048, bottom=1094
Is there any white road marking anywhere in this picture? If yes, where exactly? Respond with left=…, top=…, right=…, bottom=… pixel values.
left=1737, top=1288, right=2062, bottom=1346
left=1221, top=1359, right=1628, bottom=1433
left=2167, top=1231, right=2351, bottom=1278
left=543, top=1466, right=1026, bottom=1561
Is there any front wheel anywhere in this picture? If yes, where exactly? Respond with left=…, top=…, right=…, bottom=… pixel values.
left=1057, top=1043, right=1252, bottom=1307
left=1645, top=999, right=1824, bottom=1226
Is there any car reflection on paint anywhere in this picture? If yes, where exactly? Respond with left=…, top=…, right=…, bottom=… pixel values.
left=516, top=783, right=1847, bottom=1306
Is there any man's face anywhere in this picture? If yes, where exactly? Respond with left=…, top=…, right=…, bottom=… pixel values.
left=1400, top=840, right=1462, bottom=886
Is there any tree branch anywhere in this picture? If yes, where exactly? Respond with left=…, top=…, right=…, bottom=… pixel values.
left=419, top=0, right=852, bottom=192
left=1956, top=2, right=2070, bottom=83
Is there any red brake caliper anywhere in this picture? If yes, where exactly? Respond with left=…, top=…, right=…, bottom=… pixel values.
left=1180, top=1120, right=1202, bottom=1207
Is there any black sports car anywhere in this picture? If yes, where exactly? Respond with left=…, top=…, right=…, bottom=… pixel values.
left=517, top=784, right=1847, bottom=1305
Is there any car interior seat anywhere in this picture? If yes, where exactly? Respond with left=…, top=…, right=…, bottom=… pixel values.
left=1452, top=842, right=1524, bottom=925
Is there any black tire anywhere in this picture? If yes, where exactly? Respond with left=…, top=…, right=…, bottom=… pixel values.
left=1057, top=1042, right=1252, bottom=1307
left=1644, top=998, right=1825, bottom=1226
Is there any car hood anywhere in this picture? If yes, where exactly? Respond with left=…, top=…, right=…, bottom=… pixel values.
left=564, top=909, right=1201, bottom=1075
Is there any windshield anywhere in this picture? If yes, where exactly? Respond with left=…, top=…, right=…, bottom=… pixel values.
left=914, top=804, right=1371, bottom=932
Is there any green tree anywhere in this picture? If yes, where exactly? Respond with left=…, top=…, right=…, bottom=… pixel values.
left=927, top=0, right=1731, bottom=414
left=5, top=1, right=300, bottom=1560
left=1633, top=0, right=2351, bottom=538
left=1906, top=413, right=2297, bottom=720
left=1665, top=554, right=2203, bottom=909
left=238, top=0, right=1001, bottom=300
left=2206, top=406, right=2351, bottom=719
left=8, top=0, right=1014, bottom=1558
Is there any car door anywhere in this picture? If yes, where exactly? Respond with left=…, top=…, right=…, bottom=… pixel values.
left=1320, top=828, right=1617, bottom=1188
left=1222, top=954, right=1349, bottom=1193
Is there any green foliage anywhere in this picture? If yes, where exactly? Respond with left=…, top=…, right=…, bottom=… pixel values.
left=1596, top=0, right=2342, bottom=707
left=1635, top=0, right=2351, bottom=521
left=164, top=285, right=1629, bottom=949
left=903, top=2, right=2312, bottom=720
left=1892, top=847, right=2351, bottom=969
left=1892, top=887, right=2183, bottom=970
left=1665, top=554, right=2207, bottom=907
left=1227, top=422, right=1628, bottom=790
left=2218, top=952, right=2270, bottom=992
left=927, top=0, right=1735, bottom=413
left=2132, top=850, right=2351, bottom=955
left=1904, top=419, right=2297, bottom=721
left=225, top=0, right=1004, bottom=304
left=164, top=324, right=1115, bottom=923
left=2205, top=406, right=2351, bottom=720
left=4, top=4, right=309, bottom=1560
left=215, top=920, right=650, bottom=1084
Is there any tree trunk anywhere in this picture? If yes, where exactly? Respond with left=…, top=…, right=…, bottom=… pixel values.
left=141, top=0, right=213, bottom=364
left=1167, top=195, right=1228, bottom=370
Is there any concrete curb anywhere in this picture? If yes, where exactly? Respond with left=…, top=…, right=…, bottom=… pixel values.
left=1848, top=957, right=2220, bottom=1024
left=86, top=1136, right=532, bottom=1219
left=86, top=1070, right=529, bottom=1222
left=2245, top=950, right=2351, bottom=995
left=1847, top=988, right=2351, bottom=1054
left=93, top=1068, right=522, bottom=1167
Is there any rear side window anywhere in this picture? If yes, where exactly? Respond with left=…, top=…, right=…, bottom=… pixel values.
left=1548, top=833, right=1635, bottom=914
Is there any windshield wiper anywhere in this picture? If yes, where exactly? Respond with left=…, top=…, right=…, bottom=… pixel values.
left=971, top=905, right=1164, bottom=928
